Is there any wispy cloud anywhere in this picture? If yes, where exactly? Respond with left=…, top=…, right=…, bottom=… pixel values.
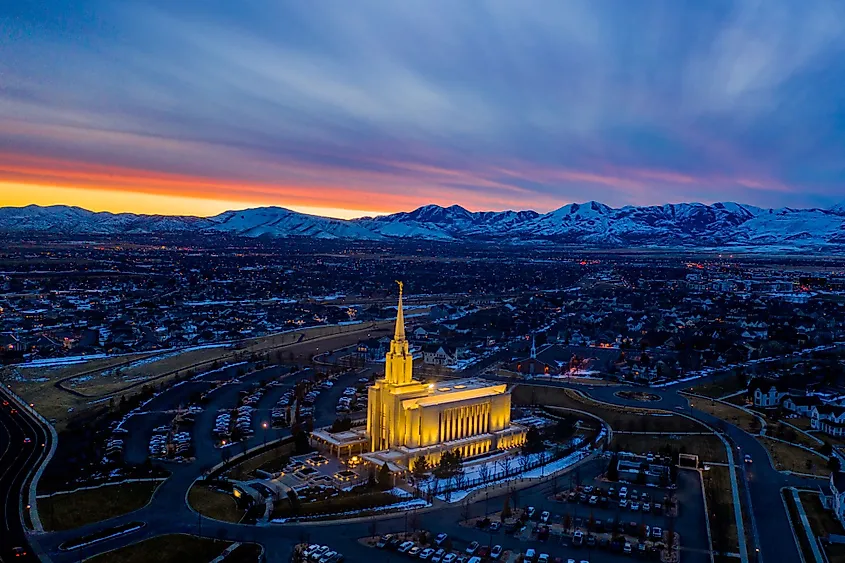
left=1, top=0, right=844, bottom=216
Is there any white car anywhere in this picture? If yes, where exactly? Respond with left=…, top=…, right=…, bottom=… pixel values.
left=540, top=510, right=550, bottom=523
left=744, top=454, right=753, bottom=463
left=309, top=546, right=330, bottom=561
left=466, top=541, right=479, bottom=555
left=432, top=549, right=446, bottom=562
left=538, top=554, right=549, bottom=563
left=442, top=555, right=457, bottom=563
left=408, top=546, right=422, bottom=557
left=398, top=541, right=415, bottom=553
left=419, top=548, right=435, bottom=560
left=490, top=545, right=503, bottom=559
left=318, top=551, right=337, bottom=563
left=523, top=548, right=536, bottom=563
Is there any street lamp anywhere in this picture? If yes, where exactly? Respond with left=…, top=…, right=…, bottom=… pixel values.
left=262, top=422, right=268, bottom=447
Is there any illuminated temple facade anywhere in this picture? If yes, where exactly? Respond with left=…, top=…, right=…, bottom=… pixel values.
left=363, top=282, right=525, bottom=468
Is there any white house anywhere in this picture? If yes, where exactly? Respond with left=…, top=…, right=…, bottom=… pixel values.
left=752, top=384, right=789, bottom=408
left=811, top=404, right=845, bottom=437
left=783, top=395, right=823, bottom=416
left=422, top=344, right=458, bottom=367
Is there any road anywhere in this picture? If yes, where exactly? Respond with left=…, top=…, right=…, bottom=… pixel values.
left=491, top=375, right=829, bottom=563
left=0, top=386, right=51, bottom=563
left=25, top=354, right=830, bottom=563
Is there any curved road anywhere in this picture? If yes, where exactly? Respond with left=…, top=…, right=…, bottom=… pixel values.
left=26, top=369, right=824, bottom=563
left=0, top=386, right=52, bottom=563
left=505, top=376, right=828, bottom=563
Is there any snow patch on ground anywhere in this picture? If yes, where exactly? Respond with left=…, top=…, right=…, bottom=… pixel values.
left=271, top=498, right=429, bottom=523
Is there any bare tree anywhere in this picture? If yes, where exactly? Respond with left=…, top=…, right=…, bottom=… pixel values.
left=519, top=453, right=531, bottom=474
left=478, top=462, right=491, bottom=484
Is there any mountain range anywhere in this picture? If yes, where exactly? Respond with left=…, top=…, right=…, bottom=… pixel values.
left=2, top=201, right=845, bottom=249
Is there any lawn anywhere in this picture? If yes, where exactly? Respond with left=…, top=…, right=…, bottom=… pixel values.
left=684, top=396, right=761, bottom=434
left=702, top=465, right=739, bottom=556
left=612, top=433, right=728, bottom=463
left=87, top=534, right=231, bottom=563
left=769, top=421, right=823, bottom=450
left=38, top=481, right=161, bottom=532
left=188, top=483, right=245, bottom=523
left=789, top=417, right=815, bottom=432
left=272, top=490, right=404, bottom=520
left=687, top=376, right=748, bottom=399
left=515, top=386, right=706, bottom=433
left=798, top=490, right=845, bottom=563
left=757, top=437, right=829, bottom=476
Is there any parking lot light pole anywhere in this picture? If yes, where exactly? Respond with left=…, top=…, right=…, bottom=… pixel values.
left=262, top=422, right=268, bottom=447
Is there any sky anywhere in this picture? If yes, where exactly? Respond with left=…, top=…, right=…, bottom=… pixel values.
left=2, top=0, right=845, bottom=219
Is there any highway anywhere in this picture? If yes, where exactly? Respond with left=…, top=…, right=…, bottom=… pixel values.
left=0, top=386, right=51, bottom=563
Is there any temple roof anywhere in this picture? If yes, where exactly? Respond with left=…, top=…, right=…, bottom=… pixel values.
left=401, top=378, right=507, bottom=409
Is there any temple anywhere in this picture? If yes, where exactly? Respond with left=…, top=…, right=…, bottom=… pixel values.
left=361, top=281, right=525, bottom=469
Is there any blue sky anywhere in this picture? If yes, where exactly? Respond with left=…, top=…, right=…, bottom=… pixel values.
left=2, top=0, right=845, bottom=217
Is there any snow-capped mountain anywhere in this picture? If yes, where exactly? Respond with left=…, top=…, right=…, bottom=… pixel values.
left=2, top=201, right=844, bottom=249
left=356, top=204, right=540, bottom=239
left=0, top=204, right=208, bottom=234
left=208, top=207, right=380, bottom=240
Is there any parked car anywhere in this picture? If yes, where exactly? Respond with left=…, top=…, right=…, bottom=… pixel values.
left=490, top=545, right=503, bottom=559
left=523, top=548, right=536, bottom=563
left=398, top=541, right=415, bottom=553
left=408, top=546, right=422, bottom=557
left=435, top=533, right=449, bottom=546
left=442, top=555, right=457, bottom=563
left=432, top=549, right=446, bottom=563
left=419, top=548, right=435, bottom=560
left=466, top=541, right=480, bottom=555
left=489, top=521, right=502, bottom=531
left=540, top=510, right=550, bottom=523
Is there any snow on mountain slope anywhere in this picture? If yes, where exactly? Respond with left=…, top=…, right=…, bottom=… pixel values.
left=734, top=207, right=845, bottom=245
left=0, top=204, right=207, bottom=234
left=359, top=204, right=539, bottom=239
left=208, top=207, right=381, bottom=239
left=1, top=202, right=843, bottom=248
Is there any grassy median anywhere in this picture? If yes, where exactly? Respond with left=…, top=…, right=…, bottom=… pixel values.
left=685, top=396, right=761, bottom=434
left=516, top=386, right=705, bottom=433
left=702, top=465, right=739, bottom=557
left=188, top=483, right=246, bottom=523
left=756, top=437, right=829, bottom=476
left=87, top=534, right=232, bottom=563
left=39, top=481, right=162, bottom=532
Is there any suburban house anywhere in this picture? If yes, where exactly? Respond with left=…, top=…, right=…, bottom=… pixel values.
left=783, top=395, right=823, bottom=416
left=422, top=344, right=459, bottom=366
left=749, top=378, right=790, bottom=408
left=811, top=404, right=845, bottom=437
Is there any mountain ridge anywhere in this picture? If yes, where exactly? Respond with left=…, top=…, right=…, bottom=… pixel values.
left=1, top=201, right=844, bottom=249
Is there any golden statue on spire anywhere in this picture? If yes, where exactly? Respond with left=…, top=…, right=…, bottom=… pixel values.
left=396, top=280, right=403, bottom=296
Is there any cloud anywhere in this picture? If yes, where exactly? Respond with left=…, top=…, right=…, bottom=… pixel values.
left=1, top=0, right=844, bottom=216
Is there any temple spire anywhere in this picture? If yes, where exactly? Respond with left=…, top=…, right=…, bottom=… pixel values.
left=394, top=280, right=405, bottom=342
left=530, top=334, right=536, bottom=359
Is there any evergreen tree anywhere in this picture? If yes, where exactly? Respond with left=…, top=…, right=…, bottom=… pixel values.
left=412, top=456, right=428, bottom=480
left=378, top=462, right=392, bottom=490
